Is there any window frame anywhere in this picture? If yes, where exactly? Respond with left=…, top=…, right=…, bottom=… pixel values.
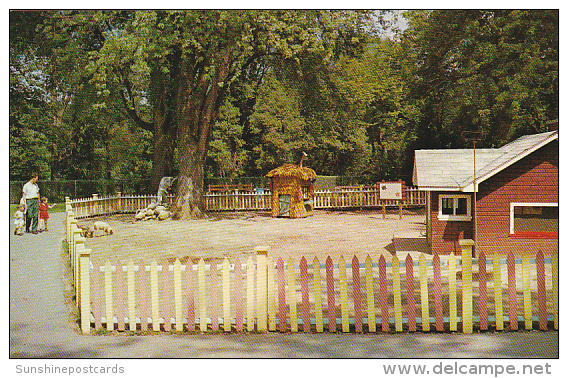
left=509, top=202, right=558, bottom=239
left=437, top=194, right=472, bottom=221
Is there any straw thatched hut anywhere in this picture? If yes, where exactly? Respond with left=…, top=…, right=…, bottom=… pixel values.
left=265, top=164, right=317, bottom=218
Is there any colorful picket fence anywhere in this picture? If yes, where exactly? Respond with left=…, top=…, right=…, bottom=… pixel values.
left=82, top=251, right=559, bottom=334
left=65, top=199, right=558, bottom=335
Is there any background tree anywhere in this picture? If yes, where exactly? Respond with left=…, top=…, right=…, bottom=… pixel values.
left=401, top=10, right=558, bottom=152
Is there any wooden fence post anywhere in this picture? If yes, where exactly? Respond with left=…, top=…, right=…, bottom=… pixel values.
left=79, top=246, right=91, bottom=334
left=459, top=239, right=474, bottom=334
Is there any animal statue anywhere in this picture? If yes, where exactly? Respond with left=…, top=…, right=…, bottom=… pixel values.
left=157, top=176, right=176, bottom=204
left=93, top=221, right=113, bottom=236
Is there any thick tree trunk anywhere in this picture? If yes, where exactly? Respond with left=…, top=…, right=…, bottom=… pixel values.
left=172, top=51, right=232, bottom=219
left=149, top=124, right=176, bottom=193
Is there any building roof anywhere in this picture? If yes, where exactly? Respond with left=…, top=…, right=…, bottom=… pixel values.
left=413, top=130, right=558, bottom=192
left=265, top=164, right=317, bottom=181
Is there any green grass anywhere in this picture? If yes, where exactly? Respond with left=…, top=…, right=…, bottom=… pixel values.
left=9, top=202, right=66, bottom=216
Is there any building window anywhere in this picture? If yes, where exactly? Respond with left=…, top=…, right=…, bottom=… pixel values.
left=510, top=203, right=558, bottom=239
left=438, top=194, right=472, bottom=221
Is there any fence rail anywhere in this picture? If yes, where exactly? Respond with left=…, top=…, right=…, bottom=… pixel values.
left=69, top=188, right=426, bottom=218
left=65, top=198, right=558, bottom=335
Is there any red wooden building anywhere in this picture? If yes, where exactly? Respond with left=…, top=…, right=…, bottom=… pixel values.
left=413, top=131, right=558, bottom=255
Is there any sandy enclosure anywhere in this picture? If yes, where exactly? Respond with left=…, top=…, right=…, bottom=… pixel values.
left=78, top=209, right=428, bottom=266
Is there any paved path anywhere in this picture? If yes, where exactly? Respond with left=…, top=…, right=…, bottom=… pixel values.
left=9, top=213, right=558, bottom=358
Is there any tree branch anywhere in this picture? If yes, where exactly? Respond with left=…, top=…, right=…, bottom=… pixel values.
left=119, top=75, right=154, bottom=132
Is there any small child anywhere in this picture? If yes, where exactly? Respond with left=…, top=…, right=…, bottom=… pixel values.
left=39, top=197, right=55, bottom=232
left=14, top=204, right=25, bottom=236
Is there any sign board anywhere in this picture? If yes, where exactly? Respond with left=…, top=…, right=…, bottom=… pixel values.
left=379, top=182, right=403, bottom=200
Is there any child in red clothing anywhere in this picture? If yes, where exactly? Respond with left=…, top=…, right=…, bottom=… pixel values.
left=39, top=197, right=55, bottom=232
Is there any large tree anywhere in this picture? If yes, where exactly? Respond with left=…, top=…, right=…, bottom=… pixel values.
left=88, top=10, right=375, bottom=218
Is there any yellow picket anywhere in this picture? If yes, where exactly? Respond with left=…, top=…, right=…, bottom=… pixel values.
left=522, top=253, right=532, bottom=330
left=392, top=255, right=403, bottom=332
left=173, top=259, right=182, bottom=331
left=448, top=252, right=457, bottom=331
left=222, top=258, right=231, bottom=332
left=339, top=256, right=349, bottom=332
left=267, top=257, right=276, bottom=331
left=79, top=248, right=91, bottom=334
left=493, top=255, right=504, bottom=331
left=365, top=255, right=376, bottom=333
left=105, top=260, right=113, bottom=331
left=127, top=260, right=136, bottom=331
left=313, top=257, right=324, bottom=332
left=198, top=259, right=207, bottom=332
left=460, top=240, right=474, bottom=334
left=419, top=254, right=429, bottom=332
left=246, top=256, right=255, bottom=332
left=552, top=253, right=558, bottom=330
left=150, top=260, right=160, bottom=331
left=287, top=258, right=298, bottom=332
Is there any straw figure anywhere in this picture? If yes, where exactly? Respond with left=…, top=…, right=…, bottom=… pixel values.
left=265, top=153, right=316, bottom=218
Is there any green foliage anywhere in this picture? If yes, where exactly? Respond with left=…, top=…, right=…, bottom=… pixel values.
left=402, top=10, right=558, bottom=150
left=10, top=10, right=558, bottom=190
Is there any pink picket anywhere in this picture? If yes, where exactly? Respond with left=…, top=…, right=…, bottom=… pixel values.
left=405, top=254, right=416, bottom=332
left=300, top=257, right=310, bottom=332
left=478, top=252, right=488, bottom=331
left=186, top=261, right=195, bottom=332
left=352, top=255, right=362, bottom=333
left=326, top=256, right=336, bottom=333
left=433, top=253, right=443, bottom=331
left=536, top=252, right=547, bottom=331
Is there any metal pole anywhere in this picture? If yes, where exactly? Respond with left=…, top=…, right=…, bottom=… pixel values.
left=473, top=141, right=477, bottom=250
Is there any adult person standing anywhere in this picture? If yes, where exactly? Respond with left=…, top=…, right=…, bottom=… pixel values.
left=22, top=173, right=40, bottom=234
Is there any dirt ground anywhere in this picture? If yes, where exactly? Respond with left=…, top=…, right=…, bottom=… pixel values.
left=79, top=208, right=428, bottom=266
